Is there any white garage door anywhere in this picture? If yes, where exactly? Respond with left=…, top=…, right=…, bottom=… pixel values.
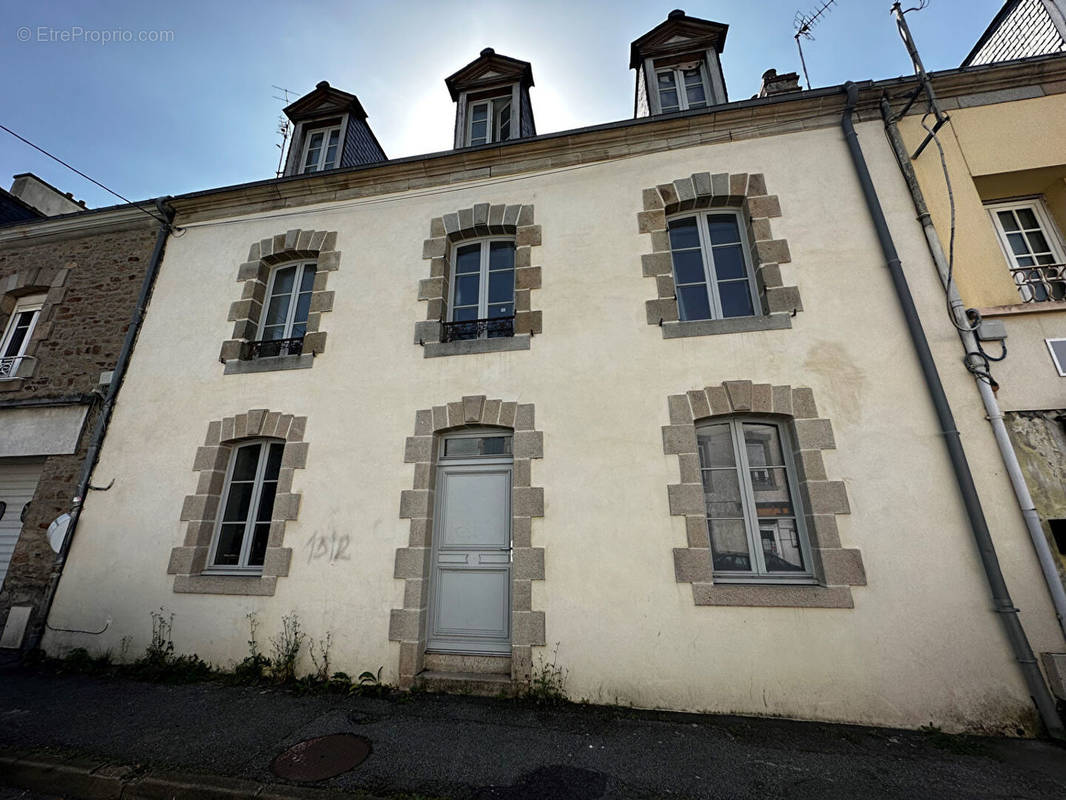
left=0, top=458, right=45, bottom=590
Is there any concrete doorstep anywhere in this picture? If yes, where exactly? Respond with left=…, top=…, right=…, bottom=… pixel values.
left=0, top=750, right=377, bottom=800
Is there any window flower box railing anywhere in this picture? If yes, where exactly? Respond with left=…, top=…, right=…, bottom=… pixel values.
left=0, top=356, right=21, bottom=379
left=1012, top=264, right=1066, bottom=303
left=440, top=315, right=515, bottom=342
left=239, top=336, right=305, bottom=360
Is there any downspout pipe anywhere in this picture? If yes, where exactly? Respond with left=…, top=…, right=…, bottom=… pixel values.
left=26, top=198, right=175, bottom=653
left=880, top=95, right=1066, bottom=642
left=840, top=83, right=1064, bottom=739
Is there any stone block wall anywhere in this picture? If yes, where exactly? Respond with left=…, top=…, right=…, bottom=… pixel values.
left=0, top=219, right=159, bottom=645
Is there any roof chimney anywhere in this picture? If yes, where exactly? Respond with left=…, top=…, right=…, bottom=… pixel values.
left=9, top=174, right=85, bottom=216
left=758, top=69, right=801, bottom=98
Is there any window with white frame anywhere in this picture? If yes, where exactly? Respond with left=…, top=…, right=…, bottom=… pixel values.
left=299, top=125, right=341, bottom=174
left=0, top=294, right=45, bottom=379
left=668, top=211, right=759, bottom=321
left=467, top=96, right=512, bottom=146
left=987, top=199, right=1066, bottom=302
left=656, top=62, right=709, bottom=113
left=697, top=417, right=813, bottom=580
left=208, top=439, right=284, bottom=571
left=447, top=239, right=515, bottom=339
left=1046, top=339, right=1066, bottom=377
left=255, top=262, right=316, bottom=357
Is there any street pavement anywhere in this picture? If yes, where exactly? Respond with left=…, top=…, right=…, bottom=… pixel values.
left=1, top=668, right=1065, bottom=799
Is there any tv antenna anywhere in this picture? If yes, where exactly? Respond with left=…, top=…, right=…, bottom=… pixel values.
left=272, top=85, right=299, bottom=178
left=793, top=0, right=838, bottom=90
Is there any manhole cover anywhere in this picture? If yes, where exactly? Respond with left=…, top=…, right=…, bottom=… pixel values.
left=271, top=733, right=372, bottom=782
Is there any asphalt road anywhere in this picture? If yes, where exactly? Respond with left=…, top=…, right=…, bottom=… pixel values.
left=2, top=669, right=1065, bottom=799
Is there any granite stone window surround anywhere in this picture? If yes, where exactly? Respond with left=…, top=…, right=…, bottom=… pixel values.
left=638, top=172, right=802, bottom=339
left=220, top=229, right=340, bottom=375
left=389, top=395, right=545, bottom=687
left=664, top=381, right=865, bottom=608
left=167, top=409, right=308, bottom=596
left=415, top=204, right=542, bottom=358
left=0, top=267, right=70, bottom=391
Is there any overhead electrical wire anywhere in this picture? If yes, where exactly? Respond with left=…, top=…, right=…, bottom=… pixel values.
left=0, top=122, right=172, bottom=228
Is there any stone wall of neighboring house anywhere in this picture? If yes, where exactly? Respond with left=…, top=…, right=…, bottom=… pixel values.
left=1005, top=410, right=1066, bottom=586
left=0, top=217, right=159, bottom=646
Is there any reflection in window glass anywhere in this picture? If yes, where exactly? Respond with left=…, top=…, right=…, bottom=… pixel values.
left=698, top=419, right=810, bottom=578
left=211, top=441, right=284, bottom=569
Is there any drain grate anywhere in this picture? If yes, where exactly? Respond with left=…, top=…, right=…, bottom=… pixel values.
left=271, top=733, right=372, bottom=782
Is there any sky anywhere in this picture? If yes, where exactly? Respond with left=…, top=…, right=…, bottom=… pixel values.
left=0, top=0, right=1005, bottom=209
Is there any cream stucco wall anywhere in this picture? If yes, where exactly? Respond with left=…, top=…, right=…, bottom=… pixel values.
left=900, top=95, right=1066, bottom=309
left=43, top=119, right=1065, bottom=733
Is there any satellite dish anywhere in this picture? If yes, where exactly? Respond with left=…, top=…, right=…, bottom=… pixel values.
left=47, top=513, right=71, bottom=554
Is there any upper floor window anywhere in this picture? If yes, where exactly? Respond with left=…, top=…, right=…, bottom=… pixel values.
left=698, top=417, right=813, bottom=581
left=208, top=439, right=284, bottom=572
left=987, top=199, right=1066, bottom=303
left=668, top=211, right=758, bottom=321
left=248, top=262, right=316, bottom=359
left=445, top=239, right=515, bottom=340
left=468, top=96, right=512, bottom=146
left=0, top=294, right=44, bottom=379
left=656, top=63, right=708, bottom=113
left=300, top=125, right=341, bottom=174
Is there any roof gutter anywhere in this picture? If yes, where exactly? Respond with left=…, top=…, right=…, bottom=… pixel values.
left=26, top=197, right=175, bottom=653
left=840, top=81, right=1064, bottom=739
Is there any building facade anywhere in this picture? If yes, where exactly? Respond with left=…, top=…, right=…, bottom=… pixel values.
left=0, top=188, right=164, bottom=650
left=39, top=12, right=1066, bottom=733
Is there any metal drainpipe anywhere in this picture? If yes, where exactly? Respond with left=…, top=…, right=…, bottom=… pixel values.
left=841, top=82, right=1064, bottom=739
left=880, top=95, right=1066, bottom=641
left=26, top=198, right=175, bottom=653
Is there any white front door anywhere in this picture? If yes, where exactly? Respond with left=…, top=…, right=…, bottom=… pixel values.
left=0, top=458, right=45, bottom=590
left=428, top=457, right=512, bottom=655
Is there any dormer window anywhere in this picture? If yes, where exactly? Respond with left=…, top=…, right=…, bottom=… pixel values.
left=446, top=48, right=535, bottom=150
left=656, top=62, right=709, bottom=112
left=630, top=10, right=728, bottom=118
left=469, top=96, right=512, bottom=146
left=300, top=124, right=341, bottom=173
left=280, top=81, right=385, bottom=178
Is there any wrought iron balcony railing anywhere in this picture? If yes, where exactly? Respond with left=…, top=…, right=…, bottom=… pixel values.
left=0, top=356, right=21, bottom=379
left=440, top=315, right=515, bottom=343
left=240, top=336, right=305, bottom=360
left=1012, top=264, right=1066, bottom=303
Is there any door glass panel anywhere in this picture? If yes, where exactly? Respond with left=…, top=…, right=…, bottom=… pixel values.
left=222, top=483, right=254, bottom=523
left=440, top=471, right=510, bottom=548
left=272, top=266, right=296, bottom=295
left=300, top=265, right=317, bottom=292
